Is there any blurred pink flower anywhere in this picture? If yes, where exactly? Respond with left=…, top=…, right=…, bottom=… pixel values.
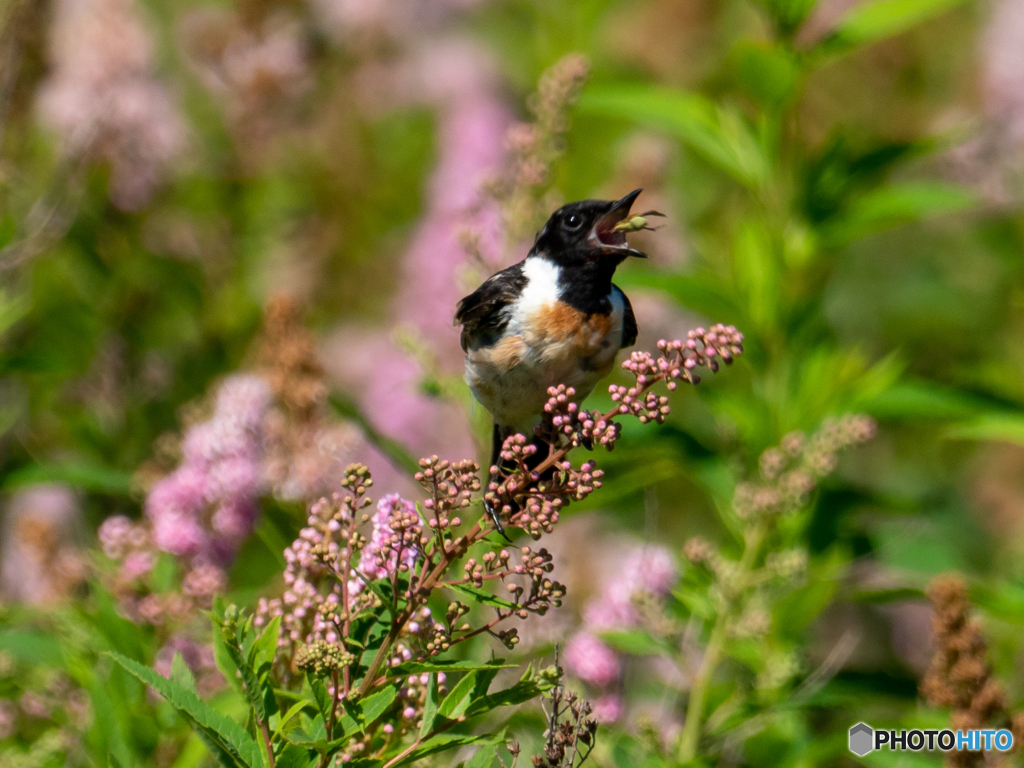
left=154, top=634, right=223, bottom=696
left=326, top=39, right=509, bottom=461
left=1, top=484, right=85, bottom=604
left=120, top=551, right=155, bottom=581
left=564, top=632, right=621, bottom=687
left=180, top=9, right=311, bottom=148
left=984, top=0, right=1024, bottom=143
left=97, top=514, right=135, bottom=559
left=146, top=375, right=271, bottom=565
left=592, top=693, right=624, bottom=723
left=0, top=700, right=16, bottom=739
left=312, top=0, right=490, bottom=44
left=583, top=545, right=677, bottom=630
left=37, top=0, right=185, bottom=210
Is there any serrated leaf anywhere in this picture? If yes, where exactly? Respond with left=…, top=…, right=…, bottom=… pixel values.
left=221, top=630, right=268, bottom=723
left=171, top=652, right=199, bottom=694
left=438, top=672, right=476, bottom=720
left=273, top=744, right=315, bottom=768
left=388, top=733, right=500, bottom=767
left=249, top=616, right=282, bottom=672
left=448, top=583, right=519, bottom=610
left=107, top=651, right=265, bottom=768
left=305, top=673, right=333, bottom=723
left=419, top=674, right=439, bottom=738
left=386, top=659, right=515, bottom=677
left=360, top=684, right=399, bottom=728
left=466, top=679, right=549, bottom=716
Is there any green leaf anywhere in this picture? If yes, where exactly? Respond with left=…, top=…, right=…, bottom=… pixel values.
left=820, top=181, right=975, bottom=245
left=389, top=733, right=501, bottom=767
left=448, top=583, right=519, bottom=611
left=84, top=672, right=135, bottom=768
left=212, top=623, right=242, bottom=693
left=274, top=699, right=316, bottom=741
left=360, top=684, right=399, bottom=728
left=438, top=672, right=477, bottom=720
left=758, top=0, right=819, bottom=33
left=615, top=269, right=745, bottom=324
left=945, top=413, right=1024, bottom=445
left=419, top=674, right=439, bottom=738
left=0, top=630, right=63, bottom=666
left=579, top=86, right=769, bottom=187
left=466, top=677, right=552, bottom=716
left=171, top=652, right=199, bottom=694
left=862, top=380, right=983, bottom=420
left=386, top=659, right=515, bottom=677
left=598, top=630, right=668, bottom=656
left=106, top=651, right=266, bottom=768
left=273, top=744, right=315, bottom=768
left=1, top=460, right=134, bottom=494
left=817, top=0, right=968, bottom=60
left=249, top=615, right=282, bottom=672
left=465, top=746, right=498, bottom=768
left=225, top=634, right=268, bottom=723
left=732, top=41, right=801, bottom=107
left=305, top=673, right=333, bottom=723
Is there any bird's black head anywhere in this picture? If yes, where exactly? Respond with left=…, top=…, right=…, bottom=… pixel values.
left=530, top=189, right=650, bottom=268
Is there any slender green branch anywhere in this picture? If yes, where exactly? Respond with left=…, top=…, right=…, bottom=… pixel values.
left=678, top=521, right=766, bottom=763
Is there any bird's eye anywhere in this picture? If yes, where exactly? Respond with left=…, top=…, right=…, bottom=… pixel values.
left=563, top=213, right=584, bottom=231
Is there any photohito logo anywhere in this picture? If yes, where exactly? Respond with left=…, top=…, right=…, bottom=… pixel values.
left=848, top=723, right=1014, bottom=756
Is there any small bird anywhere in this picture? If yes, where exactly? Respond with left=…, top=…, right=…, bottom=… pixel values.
left=454, top=189, right=658, bottom=534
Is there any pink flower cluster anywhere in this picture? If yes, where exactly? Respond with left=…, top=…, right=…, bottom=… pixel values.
left=358, top=493, right=421, bottom=580
left=37, top=0, right=185, bottom=210
left=147, top=375, right=271, bottom=566
left=564, top=544, right=678, bottom=722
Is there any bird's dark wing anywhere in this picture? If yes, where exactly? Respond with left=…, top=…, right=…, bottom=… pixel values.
left=454, top=262, right=528, bottom=352
left=614, top=284, right=638, bottom=348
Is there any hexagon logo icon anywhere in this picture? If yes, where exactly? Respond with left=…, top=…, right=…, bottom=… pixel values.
left=849, top=723, right=874, bottom=756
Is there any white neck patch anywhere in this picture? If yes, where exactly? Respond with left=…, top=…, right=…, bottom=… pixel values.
left=517, top=257, right=562, bottom=316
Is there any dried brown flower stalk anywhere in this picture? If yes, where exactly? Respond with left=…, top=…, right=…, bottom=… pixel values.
left=257, top=294, right=327, bottom=421
left=921, top=574, right=1024, bottom=767
left=483, top=53, right=591, bottom=252
left=257, top=294, right=363, bottom=502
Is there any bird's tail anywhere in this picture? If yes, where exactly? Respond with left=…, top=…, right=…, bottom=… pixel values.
left=490, top=422, right=508, bottom=474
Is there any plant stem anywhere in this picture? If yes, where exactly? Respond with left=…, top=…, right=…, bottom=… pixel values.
left=259, top=717, right=276, bottom=768
left=678, top=521, right=766, bottom=763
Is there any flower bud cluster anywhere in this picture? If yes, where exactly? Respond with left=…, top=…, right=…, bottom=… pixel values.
left=295, top=640, right=355, bottom=677
left=415, top=456, right=481, bottom=533
left=462, top=549, right=512, bottom=587
left=255, top=471, right=378, bottom=680
left=734, top=414, right=875, bottom=520
left=484, top=328, right=743, bottom=540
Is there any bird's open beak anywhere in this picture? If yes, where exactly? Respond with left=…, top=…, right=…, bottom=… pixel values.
left=588, top=188, right=647, bottom=258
